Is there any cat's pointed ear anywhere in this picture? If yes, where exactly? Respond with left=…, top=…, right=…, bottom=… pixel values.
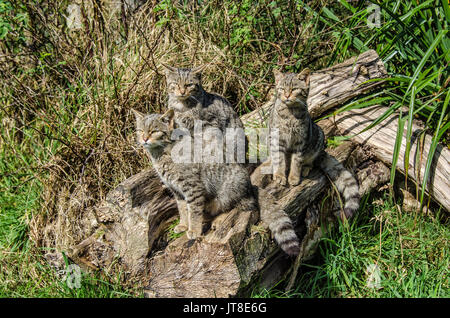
left=131, top=108, right=145, bottom=122
left=161, top=63, right=178, bottom=75
left=161, top=108, right=175, bottom=130
left=191, top=64, right=207, bottom=74
left=297, top=68, right=311, bottom=86
left=273, top=68, right=283, bottom=85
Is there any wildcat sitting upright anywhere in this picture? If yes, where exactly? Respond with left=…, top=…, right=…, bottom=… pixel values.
left=162, top=63, right=244, bottom=132
left=268, top=69, right=360, bottom=219
left=131, top=108, right=256, bottom=240
left=162, top=64, right=246, bottom=163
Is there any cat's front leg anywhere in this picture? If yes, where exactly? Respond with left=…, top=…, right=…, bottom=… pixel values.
left=272, top=150, right=287, bottom=186
left=185, top=193, right=205, bottom=240
left=175, top=111, right=196, bottom=131
left=174, top=199, right=188, bottom=233
left=288, top=152, right=303, bottom=186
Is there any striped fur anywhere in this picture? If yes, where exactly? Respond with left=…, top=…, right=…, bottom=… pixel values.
left=269, top=69, right=360, bottom=219
left=163, top=64, right=247, bottom=164
left=132, top=109, right=257, bottom=240
left=318, top=152, right=360, bottom=219
left=163, top=64, right=244, bottom=133
left=266, top=68, right=359, bottom=248
left=259, top=187, right=300, bottom=256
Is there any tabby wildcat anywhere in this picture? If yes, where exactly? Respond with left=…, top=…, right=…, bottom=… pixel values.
left=162, top=63, right=246, bottom=163
left=132, top=108, right=300, bottom=255
left=162, top=63, right=244, bottom=131
left=132, top=108, right=255, bottom=240
left=269, top=69, right=359, bottom=219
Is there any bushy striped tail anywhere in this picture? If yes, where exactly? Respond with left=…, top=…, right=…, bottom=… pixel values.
left=259, top=189, right=300, bottom=256
left=318, top=152, right=360, bottom=219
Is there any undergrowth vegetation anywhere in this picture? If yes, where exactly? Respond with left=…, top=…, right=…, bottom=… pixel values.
left=253, top=191, right=449, bottom=298
left=0, top=0, right=448, bottom=297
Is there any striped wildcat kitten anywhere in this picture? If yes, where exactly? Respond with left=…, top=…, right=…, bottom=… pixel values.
left=269, top=69, right=360, bottom=219
left=131, top=108, right=256, bottom=240
left=162, top=64, right=244, bottom=132
left=162, top=64, right=247, bottom=163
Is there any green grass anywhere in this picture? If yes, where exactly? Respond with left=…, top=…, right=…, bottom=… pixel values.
left=0, top=101, right=140, bottom=298
left=0, top=249, right=141, bottom=298
left=167, top=219, right=184, bottom=240
left=0, top=183, right=141, bottom=297
left=318, top=0, right=449, bottom=208
left=0, top=139, right=141, bottom=298
left=251, top=192, right=449, bottom=298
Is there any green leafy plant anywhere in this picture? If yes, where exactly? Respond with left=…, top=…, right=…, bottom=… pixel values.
left=317, top=0, right=449, bottom=208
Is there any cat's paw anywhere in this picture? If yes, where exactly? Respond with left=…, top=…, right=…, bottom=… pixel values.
left=186, top=229, right=201, bottom=240
left=301, top=166, right=311, bottom=177
left=273, top=173, right=287, bottom=186
left=288, top=173, right=301, bottom=186
left=173, top=224, right=188, bottom=234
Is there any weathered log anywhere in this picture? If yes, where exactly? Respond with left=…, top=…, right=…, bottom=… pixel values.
left=307, top=49, right=388, bottom=117
left=60, top=50, right=395, bottom=297
left=334, top=105, right=450, bottom=212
